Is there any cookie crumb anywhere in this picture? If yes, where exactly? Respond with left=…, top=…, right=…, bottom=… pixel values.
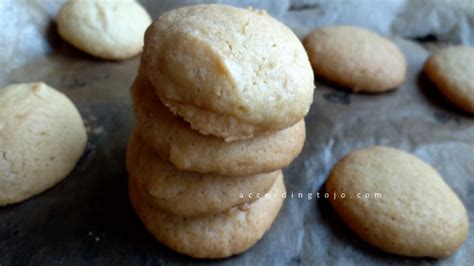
left=32, top=82, right=47, bottom=97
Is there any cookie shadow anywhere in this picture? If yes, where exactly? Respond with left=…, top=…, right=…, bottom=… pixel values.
left=46, top=21, right=95, bottom=61
left=45, top=21, right=62, bottom=49
left=417, top=72, right=472, bottom=117
left=315, top=76, right=400, bottom=106
left=315, top=75, right=401, bottom=95
left=315, top=186, right=440, bottom=264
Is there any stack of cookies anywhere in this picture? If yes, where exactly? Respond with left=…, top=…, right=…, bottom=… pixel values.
left=126, top=4, right=315, bottom=259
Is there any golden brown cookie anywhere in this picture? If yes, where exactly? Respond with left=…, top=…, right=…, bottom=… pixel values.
left=131, top=69, right=306, bottom=176
left=129, top=171, right=286, bottom=259
left=424, top=46, right=474, bottom=113
left=326, top=146, right=468, bottom=258
left=0, top=82, right=87, bottom=206
left=303, top=25, right=406, bottom=93
left=142, top=4, right=314, bottom=141
left=126, top=130, right=280, bottom=217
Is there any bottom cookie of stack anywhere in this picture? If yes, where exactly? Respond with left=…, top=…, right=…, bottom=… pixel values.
left=129, top=174, right=286, bottom=259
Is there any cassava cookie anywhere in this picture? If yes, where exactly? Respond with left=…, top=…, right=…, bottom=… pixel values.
left=129, top=172, right=285, bottom=259
left=126, top=130, right=280, bottom=217
left=424, top=46, right=474, bottom=113
left=303, top=25, right=406, bottom=93
left=0, top=82, right=87, bottom=206
left=326, top=146, right=468, bottom=258
left=131, top=70, right=306, bottom=176
left=57, top=0, right=151, bottom=60
left=142, top=4, right=314, bottom=141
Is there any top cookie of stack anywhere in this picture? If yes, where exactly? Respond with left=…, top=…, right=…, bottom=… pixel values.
left=141, top=4, right=315, bottom=142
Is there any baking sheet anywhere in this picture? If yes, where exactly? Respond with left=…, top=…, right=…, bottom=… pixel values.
left=0, top=1, right=473, bottom=265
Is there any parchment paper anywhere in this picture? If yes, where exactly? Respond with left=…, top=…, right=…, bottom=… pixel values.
left=0, top=1, right=473, bottom=265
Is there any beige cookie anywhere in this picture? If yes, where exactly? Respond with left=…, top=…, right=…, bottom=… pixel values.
left=424, top=46, right=474, bottom=113
left=131, top=70, right=306, bottom=176
left=129, top=172, right=285, bottom=259
left=326, top=146, right=468, bottom=258
left=57, top=0, right=152, bottom=60
left=303, top=25, right=406, bottom=93
left=0, top=82, right=87, bottom=206
left=142, top=4, right=314, bottom=141
left=126, top=130, right=280, bottom=217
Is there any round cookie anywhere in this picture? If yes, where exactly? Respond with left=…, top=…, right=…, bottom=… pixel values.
left=142, top=4, right=314, bottom=141
left=126, top=130, right=280, bottom=217
left=424, top=46, right=474, bottom=113
left=303, top=25, right=406, bottom=93
left=326, top=146, right=468, bottom=258
left=57, top=0, right=152, bottom=60
left=131, top=70, right=306, bottom=176
left=129, top=172, right=285, bottom=259
left=0, top=82, right=87, bottom=206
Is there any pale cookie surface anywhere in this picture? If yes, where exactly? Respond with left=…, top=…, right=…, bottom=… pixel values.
left=57, top=0, right=151, bottom=60
left=126, top=130, right=279, bottom=217
left=129, top=173, right=285, bottom=259
left=424, top=46, right=474, bottom=113
left=326, top=146, right=468, bottom=258
left=0, top=82, right=87, bottom=206
left=303, top=25, right=406, bottom=93
left=131, top=70, right=306, bottom=176
left=142, top=4, right=314, bottom=141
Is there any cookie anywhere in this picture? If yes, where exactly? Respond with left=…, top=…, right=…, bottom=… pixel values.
left=303, top=25, right=406, bottom=93
left=129, top=171, right=285, bottom=259
left=142, top=4, right=314, bottom=141
left=424, top=46, right=474, bottom=113
left=57, top=0, right=151, bottom=60
left=131, top=70, right=306, bottom=176
left=326, top=146, right=468, bottom=258
left=126, top=130, right=280, bottom=217
left=0, top=82, right=87, bottom=206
